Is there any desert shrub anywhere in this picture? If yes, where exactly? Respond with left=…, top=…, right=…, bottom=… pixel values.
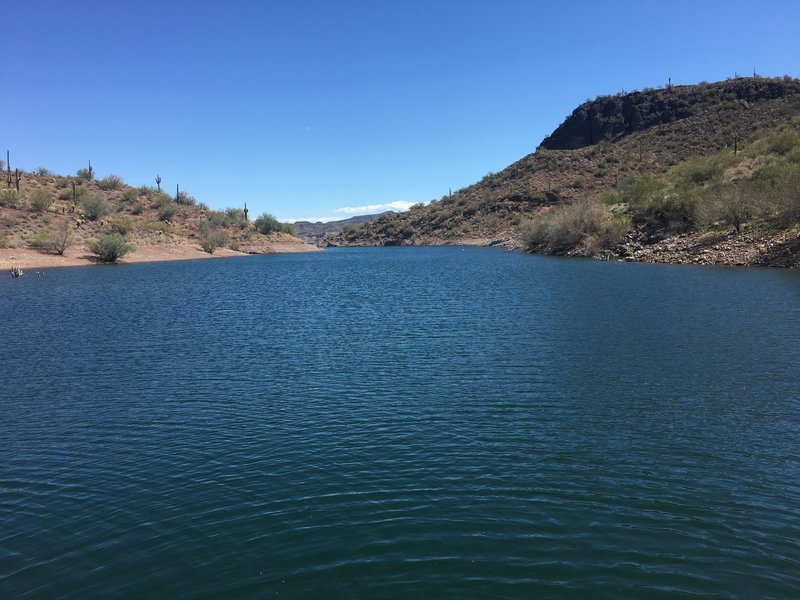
left=99, top=174, right=123, bottom=190
left=630, top=192, right=696, bottom=233
left=671, top=154, right=731, bottom=187
left=254, top=212, right=292, bottom=235
left=137, top=185, right=157, bottom=198
left=76, top=167, right=94, bottom=181
left=224, top=207, right=247, bottom=226
left=35, top=167, right=53, bottom=176
left=151, top=191, right=173, bottom=209
left=0, top=188, right=19, bottom=208
left=108, top=215, right=134, bottom=235
left=122, top=187, right=139, bottom=202
left=158, top=202, right=177, bottom=222
left=198, top=221, right=229, bottom=254
left=175, top=190, right=196, bottom=206
left=524, top=198, right=629, bottom=254
left=89, top=233, right=133, bottom=263
left=621, top=175, right=696, bottom=233
left=30, top=190, right=54, bottom=213
left=58, top=187, right=73, bottom=200
left=767, top=128, right=800, bottom=156
left=206, top=210, right=228, bottom=228
left=130, top=202, right=145, bottom=215
left=80, top=193, right=110, bottom=221
left=144, top=221, right=170, bottom=233
left=696, top=183, right=757, bottom=233
left=767, top=164, right=800, bottom=225
left=29, top=222, right=72, bottom=255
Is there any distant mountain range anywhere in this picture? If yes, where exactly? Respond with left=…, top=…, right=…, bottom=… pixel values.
left=293, top=211, right=392, bottom=244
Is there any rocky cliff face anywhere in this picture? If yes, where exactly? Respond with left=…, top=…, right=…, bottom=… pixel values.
left=540, top=77, right=800, bottom=150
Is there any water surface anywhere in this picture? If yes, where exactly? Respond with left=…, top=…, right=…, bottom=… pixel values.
left=2, top=248, right=799, bottom=598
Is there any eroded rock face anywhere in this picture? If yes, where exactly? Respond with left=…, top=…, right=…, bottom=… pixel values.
left=540, top=78, right=800, bottom=150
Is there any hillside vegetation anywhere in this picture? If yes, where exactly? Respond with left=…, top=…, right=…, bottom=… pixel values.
left=0, top=166, right=304, bottom=264
left=325, top=77, right=800, bottom=266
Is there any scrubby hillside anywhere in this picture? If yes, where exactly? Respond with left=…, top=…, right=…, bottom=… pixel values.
left=324, top=76, right=800, bottom=266
left=0, top=167, right=312, bottom=268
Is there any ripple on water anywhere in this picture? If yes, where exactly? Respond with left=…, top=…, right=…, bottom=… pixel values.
left=2, top=249, right=800, bottom=598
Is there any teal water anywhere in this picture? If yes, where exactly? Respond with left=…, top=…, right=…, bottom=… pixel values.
left=2, top=247, right=800, bottom=598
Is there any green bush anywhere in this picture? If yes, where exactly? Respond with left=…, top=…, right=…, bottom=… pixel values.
left=35, top=167, right=54, bottom=176
left=108, top=215, right=134, bottom=235
left=198, top=221, right=229, bottom=254
left=80, top=194, right=110, bottom=221
left=175, top=190, right=196, bottom=206
left=671, top=154, right=731, bottom=187
left=89, top=233, right=133, bottom=262
left=524, top=198, right=629, bottom=254
left=159, top=202, right=177, bottom=222
left=224, top=207, right=247, bottom=226
left=0, top=188, right=19, bottom=208
left=76, top=167, right=94, bottom=181
left=254, top=212, right=292, bottom=234
left=137, top=185, right=157, bottom=198
left=144, top=221, right=170, bottom=233
left=58, top=187, right=73, bottom=200
left=621, top=175, right=696, bottom=233
left=767, top=128, right=800, bottom=156
left=30, top=190, right=54, bottom=213
left=99, top=174, right=123, bottom=190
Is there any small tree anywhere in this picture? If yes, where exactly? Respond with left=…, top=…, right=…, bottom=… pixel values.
left=254, top=212, right=294, bottom=234
left=699, top=184, right=756, bottom=234
left=89, top=233, right=133, bottom=263
left=30, top=221, right=72, bottom=255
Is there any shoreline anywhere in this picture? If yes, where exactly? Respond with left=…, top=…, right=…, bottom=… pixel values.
left=1, top=239, right=320, bottom=272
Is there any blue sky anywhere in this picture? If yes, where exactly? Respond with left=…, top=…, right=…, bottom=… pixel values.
left=4, top=1, right=799, bottom=222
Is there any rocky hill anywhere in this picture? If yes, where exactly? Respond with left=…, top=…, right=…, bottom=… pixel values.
left=324, top=76, right=800, bottom=267
left=0, top=169, right=313, bottom=270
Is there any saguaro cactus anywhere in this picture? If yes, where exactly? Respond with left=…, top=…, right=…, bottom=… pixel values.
left=14, top=169, right=20, bottom=192
left=156, top=175, right=162, bottom=192
left=88, top=160, right=93, bottom=180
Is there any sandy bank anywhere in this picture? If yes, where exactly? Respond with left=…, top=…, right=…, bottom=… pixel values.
left=1, top=239, right=319, bottom=271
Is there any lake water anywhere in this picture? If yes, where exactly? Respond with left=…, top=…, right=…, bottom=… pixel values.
left=2, top=247, right=800, bottom=598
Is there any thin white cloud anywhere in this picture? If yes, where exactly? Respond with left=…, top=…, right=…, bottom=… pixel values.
left=284, top=200, right=427, bottom=223
left=334, top=200, right=418, bottom=215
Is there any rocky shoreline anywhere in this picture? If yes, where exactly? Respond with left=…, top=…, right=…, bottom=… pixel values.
left=548, top=230, right=800, bottom=269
